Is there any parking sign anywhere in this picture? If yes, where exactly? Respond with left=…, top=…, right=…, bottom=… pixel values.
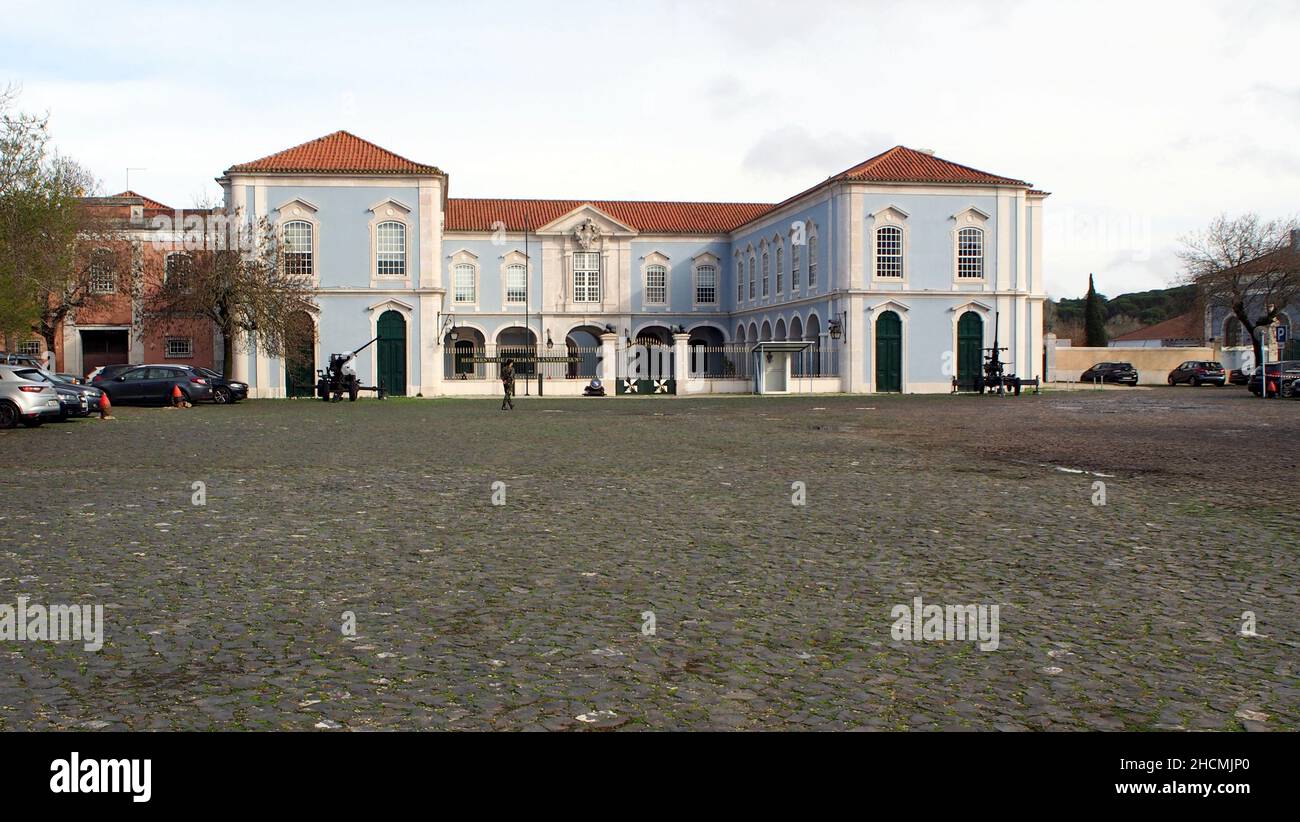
left=1276, top=325, right=1287, bottom=344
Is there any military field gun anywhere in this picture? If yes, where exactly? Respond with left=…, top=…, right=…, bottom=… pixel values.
left=315, top=336, right=387, bottom=402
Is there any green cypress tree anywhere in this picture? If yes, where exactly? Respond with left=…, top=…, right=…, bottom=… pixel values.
left=1084, top=273, right=1109, bottom=347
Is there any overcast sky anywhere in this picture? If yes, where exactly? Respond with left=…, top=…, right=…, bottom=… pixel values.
left=3, top=0, right=1297, bottom=298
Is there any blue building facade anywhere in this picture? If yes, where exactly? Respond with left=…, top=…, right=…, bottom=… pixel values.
left=219, top=131, right=1048, bottom=397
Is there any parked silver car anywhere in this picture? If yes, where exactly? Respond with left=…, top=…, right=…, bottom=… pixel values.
left=0, top=364, right=62, bottom=428
left=9, top=366, right=103, bottom=418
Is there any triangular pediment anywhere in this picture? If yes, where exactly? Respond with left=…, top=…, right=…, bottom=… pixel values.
left=535, top=203, right=638, bottom=236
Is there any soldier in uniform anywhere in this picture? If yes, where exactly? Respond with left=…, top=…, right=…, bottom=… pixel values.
left=500, top=358, right=516, bottom=411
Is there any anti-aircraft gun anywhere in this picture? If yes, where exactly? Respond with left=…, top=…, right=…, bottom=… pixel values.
left=315, top=336, right=387, bottom=402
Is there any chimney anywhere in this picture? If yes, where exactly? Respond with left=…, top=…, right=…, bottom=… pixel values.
left=919, top=148, right=936, bottom=156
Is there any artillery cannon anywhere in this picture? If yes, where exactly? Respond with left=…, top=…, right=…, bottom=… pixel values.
left=315, top=336, right=387, bottom=402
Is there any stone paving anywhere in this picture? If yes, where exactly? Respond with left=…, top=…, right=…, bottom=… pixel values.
left=0, top=385, right=1295, bottom=730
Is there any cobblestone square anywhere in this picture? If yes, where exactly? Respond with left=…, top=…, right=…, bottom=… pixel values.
left=1, top=387, right=1295, bottom=730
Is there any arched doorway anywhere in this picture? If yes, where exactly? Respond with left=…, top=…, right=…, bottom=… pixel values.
left=805, top=315, right=822, bottom=378
left=446, top=326, right=486, bottom=379
left=789, top=316, right=804, bottom=376
left=875, top=311, right=902, bottom=392
left=377, top=310, right=407, bottom=396
left=565, top=325, right=604, bottom=380
left=497, top=326, right=538, bottom=377
left=957, top=311, right=983, bottom=389
left=284, top=310, right=316, bottom=397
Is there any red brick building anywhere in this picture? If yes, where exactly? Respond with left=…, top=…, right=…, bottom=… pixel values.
left=51, top=193, right=219, bottom=377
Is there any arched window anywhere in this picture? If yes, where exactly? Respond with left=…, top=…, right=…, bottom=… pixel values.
left=791, top=240, right=801, bottom=289
left=957, top=227, right=984, bottom=279
left=645, top=263, right=667, bottom=304
left=761, top=251, right=770, bottom=298
left=875, top=226, right=903, bottom=278
left=454, top=263, right=477, bottom=303
left=808, top=233, right=819, bottom=287
left=89, top=248, right=116, bottom=294
left=748, top=256, right=756, bottom=300
left=505, top=263, right=527, bottom=303
left=695, top=264, right=717, bottom=305
left=1223, top=315, right=1244, bottom=347
left=283, top=220, right=314, bottom=278
left=736, top=259, right=744, bottom=302
left=376, top=221, right=406, bottom=278
left=776, top=245, right=784, bottom=294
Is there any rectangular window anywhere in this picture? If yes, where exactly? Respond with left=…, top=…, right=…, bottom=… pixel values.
left=573, top=252, right=601, bottom=303
left=761, top=252, right=769, bottom=298
left=89, top=251, right=116, bottom=294
left=737, top=261, right=744, bottom=302
left=376, top=222, right=406, bottom=278
left=283, top=221, right=314, bottom=278
left=165, top=337, right=194, bottom=358
left=645, top=264, right=667, bottom=304
left=696, top=264, right=717, bottom=304
left=18, top=340, right=41, bottom=356
left=776, top=247, right=784, bottom=294
left=748, top=258, right=755, bottom=300
left=454, top=264, right=476, bottom=303
left=506, top=264, right=527, bottom=303
left=957, top=228, right=984, bottom=278
left=808, top=236, right=818, bottom=287
left=792, top=243, right=801, bottom=289
left=876, top=228, right=902, bottom=278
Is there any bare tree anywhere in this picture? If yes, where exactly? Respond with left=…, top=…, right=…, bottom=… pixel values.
left=142, top=208, right=317, bottom=376
left=1180, top=213, right=1300, bottom=367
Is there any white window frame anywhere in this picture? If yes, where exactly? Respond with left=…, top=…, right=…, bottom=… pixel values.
left=282, top=220, right=315, bottom=280
left=275, top=199, right=321, bottom=285
left=88, top=248, right=117, bottom=294
left=736, top=258, right=744, bottom=303
left=375, top=221, right=407, bottom=279
left=956, top=227, right=985, bottom=279
left=748, top=254, right=756, bottom=301
left=17, top=339, right=41, bottom=356
left=573, top=251, right=601, bottom=303
left=693, top=254, right=719, bottom=307
left=450, top=250, right=479, bottom=306
left=642, top=254, right=669, bottom=306
left=164, top=337, right=194, bottom=358
left=951, top=208, right=991, bottom=283
left=502, top=251, right=529, bottom=305
left=807, top=226, right=819, bottom=289
left=761, top=244, right=770, bottom=298
left=775, top=238, right=784, bottom=295
left=874, top=226, right=905, bottom=280
left=791, top=235, right=802, bottom=291
left=871, top=206, right=910, bottom=283
left=368, top=199, right=413, bottom=285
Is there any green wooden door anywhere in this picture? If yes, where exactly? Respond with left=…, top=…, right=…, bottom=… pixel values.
left=957, top=311, right=983, bottom=389
left=875, top=311, right=902, bottom=392
left=377, top=310, right=406, bottom=396
left=284, top=311, right=316, bottom=397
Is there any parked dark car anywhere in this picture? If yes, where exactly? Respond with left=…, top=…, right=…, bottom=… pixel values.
left=1081, top=362, right=1139, bottom=385
left=98, top=365, right=215, bottom=405
left=196, top=368, right=248, bottom=404
left=11, top=367, right=103, bottom=418
left=1228, top=368, right=1250, bottom=385
left=88, top=364, right=136, bottom=384
left=1167, top=360, right=1226, bottom=386
left=1248, top=361, right=1300, bottom=397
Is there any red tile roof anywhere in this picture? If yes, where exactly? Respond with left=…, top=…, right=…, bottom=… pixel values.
left=225, top=130, right=442, bottom=176
left=831, top=146, right=1031, bottom=187
left=113, top=190, right=171, bottom=210
left=446, top=198, right=776, bottom=234
left=1111, top=312, right=1204, bottom=343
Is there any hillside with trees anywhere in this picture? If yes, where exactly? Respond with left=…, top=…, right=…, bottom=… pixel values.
left=1047, top=281, right=1197, bottom=345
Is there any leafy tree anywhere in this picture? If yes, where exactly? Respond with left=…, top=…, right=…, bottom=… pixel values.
left=0, top=86, right=132, bottom=354
left=1084, top=273, right=1108, bottom=347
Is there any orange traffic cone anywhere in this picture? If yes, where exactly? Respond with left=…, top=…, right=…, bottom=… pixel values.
left=171, top=384, right=189, bottom=408
left=99, top=391, right=114, bottom=420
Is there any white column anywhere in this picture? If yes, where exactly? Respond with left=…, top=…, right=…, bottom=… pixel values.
left=672, top=332, right=690, bottom=390
left=600, top=332, right=618, bottom=385
left=231, top=331, right=249, bottom=384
